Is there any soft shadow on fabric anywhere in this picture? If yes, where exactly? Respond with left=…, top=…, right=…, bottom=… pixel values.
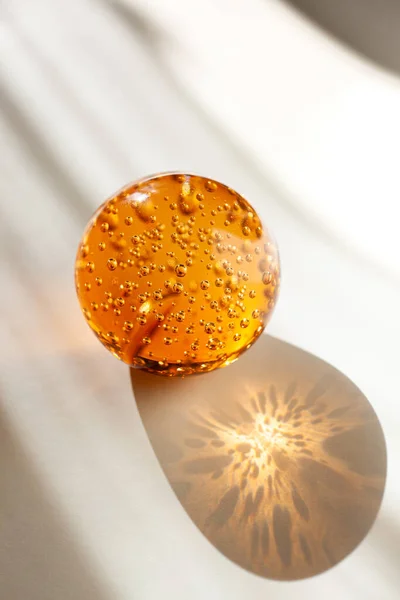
left=131, top=335, right=386, bottom=581
left=284, top=0, right=400, bottom=78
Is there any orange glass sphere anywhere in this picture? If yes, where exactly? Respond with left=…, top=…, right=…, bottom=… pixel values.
left=75, top=173, right=280, bottom=375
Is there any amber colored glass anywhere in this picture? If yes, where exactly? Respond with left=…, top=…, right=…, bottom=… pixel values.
left=75, top=173, right=280, bottom=375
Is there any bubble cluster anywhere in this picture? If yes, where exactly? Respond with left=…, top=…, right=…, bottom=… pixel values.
left=75, top=173, right=280, bottom=375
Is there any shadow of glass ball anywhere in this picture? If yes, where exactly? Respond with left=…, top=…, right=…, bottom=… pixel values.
left=131, top=335, right=386, bottom=580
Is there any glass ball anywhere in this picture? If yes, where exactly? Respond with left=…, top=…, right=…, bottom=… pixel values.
left=75, top=173, right=280, bottom=375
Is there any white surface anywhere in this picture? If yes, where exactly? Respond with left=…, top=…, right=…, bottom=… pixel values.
left=0, top=0, right=399, bottom=598
left=134, top=0, right=400, bottom=280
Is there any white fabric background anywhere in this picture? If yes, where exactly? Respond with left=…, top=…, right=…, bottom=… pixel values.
left=1, top=1, right=399, bottom=598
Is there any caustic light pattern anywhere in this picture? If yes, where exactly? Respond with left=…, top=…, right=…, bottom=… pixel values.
left=166, top=381, right=386, bottom=579
left=134, top=335, right=387, bottom=582
left=75, top=173, right=279, bottom=375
